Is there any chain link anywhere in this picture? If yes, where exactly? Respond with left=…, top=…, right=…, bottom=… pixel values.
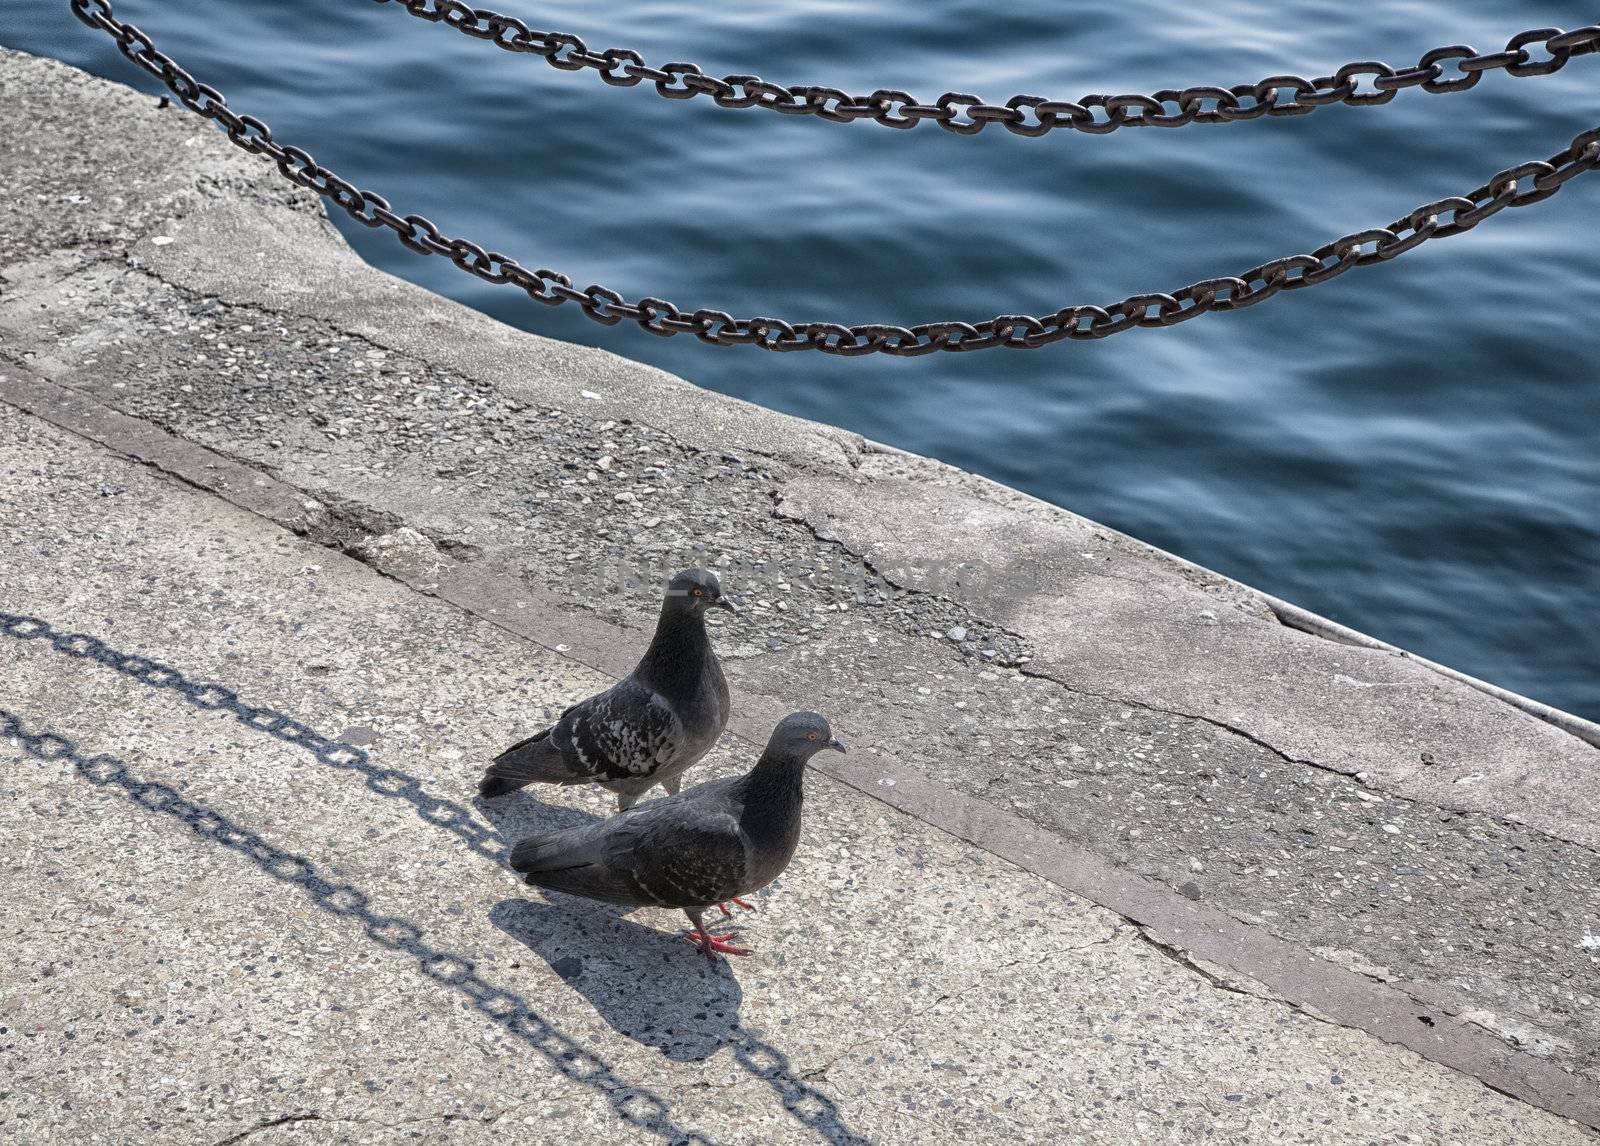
left=371, top=0, right=1600, bottom=139
left=69, top=0, right=1600, bottom=356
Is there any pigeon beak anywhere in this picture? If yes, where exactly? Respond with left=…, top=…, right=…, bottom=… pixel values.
left=713, top=595, right=738, bottom=613
left=827, top=738, right=847, bottom=754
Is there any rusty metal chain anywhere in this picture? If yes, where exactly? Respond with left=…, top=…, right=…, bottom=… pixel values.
left=372, top=0, right=1600, bottom=139
left=69, top=0, right=1600, bottom=355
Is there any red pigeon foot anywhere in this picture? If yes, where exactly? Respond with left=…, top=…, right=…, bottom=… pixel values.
left=685, top=928, right=751, bottom=960
left=718, top=897, right=756, bottom=916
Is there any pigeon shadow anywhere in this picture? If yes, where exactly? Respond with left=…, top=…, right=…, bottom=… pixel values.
left=493, top=897, right=876, bottom=1145
left=490, top=896, right=744, bottom=1063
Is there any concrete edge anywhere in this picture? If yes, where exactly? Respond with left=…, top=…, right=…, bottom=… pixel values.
left=1263, top=596, right=1600, bottom=751
left=5, top=360, right=1596, bottom=1133
left=861, top=435, right=1600, bottom=752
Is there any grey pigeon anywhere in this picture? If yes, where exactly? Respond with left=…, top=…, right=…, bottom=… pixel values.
left=480, top=568, right=735, bottom=810
left=509, top=711, right=846, bottom=959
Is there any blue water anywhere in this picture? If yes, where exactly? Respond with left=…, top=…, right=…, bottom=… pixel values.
left=6, top=1, right=1598, bottom=718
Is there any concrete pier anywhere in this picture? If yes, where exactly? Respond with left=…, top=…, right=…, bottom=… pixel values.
left=3, top=48, right=1598, bottom=1142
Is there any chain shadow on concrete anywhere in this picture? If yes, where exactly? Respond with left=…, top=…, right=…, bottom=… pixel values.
left=1, top=705, right=726, bottom=1145
left=490, top=896, right=873, bottom=1146
left=0, top=611, right=506, bottom=861
left=1, top=615, right=876, bottom=1145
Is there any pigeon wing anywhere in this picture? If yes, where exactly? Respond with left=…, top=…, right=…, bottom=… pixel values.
left=607, top=799, right=750, bottom=908
left=556, top=677, right=685, bottom=782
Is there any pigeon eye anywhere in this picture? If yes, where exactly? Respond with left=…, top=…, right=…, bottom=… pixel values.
left=806, top=731, right=818, bottom=741
left=691, top=587, right=704, bottom=597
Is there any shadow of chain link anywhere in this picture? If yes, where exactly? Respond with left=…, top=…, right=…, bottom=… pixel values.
left=1, top=705, right=721, bottom=1145
left=729, top=1038, right=872, bottom=1145
left=0, top=612, right=505, bottom=862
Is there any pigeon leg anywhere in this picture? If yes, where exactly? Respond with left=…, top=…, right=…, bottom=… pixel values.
left=717, top=896, right=757, bottom=916
left=615, top=789, right=641, bottom=813
left=682, top=908, right=751, bottom=960
left=661, top=774, right=683, bottom=797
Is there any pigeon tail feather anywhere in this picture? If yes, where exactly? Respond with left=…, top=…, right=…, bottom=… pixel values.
left=509, top=823, right=606, bottom=873
left=511, top=827, right=644, bottom=905
left=479, top=728, right=567, bottom=797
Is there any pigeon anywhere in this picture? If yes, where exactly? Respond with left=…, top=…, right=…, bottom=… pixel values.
left=509, top=711, right=846, bottom=959
left=479, top=568, right=736, bottom=811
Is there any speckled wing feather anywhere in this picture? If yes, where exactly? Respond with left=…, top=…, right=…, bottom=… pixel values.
left=553, top=677, right=686, bottom=782
left=511, top=780, right=750, bottom=907
left=603, top=795, right=749, bottom=908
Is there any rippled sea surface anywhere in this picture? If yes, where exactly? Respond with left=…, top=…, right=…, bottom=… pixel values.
left=6, top=1, right=1598, bottom=717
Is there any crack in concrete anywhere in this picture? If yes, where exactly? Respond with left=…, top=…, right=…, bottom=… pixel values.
left=771, top=492, right=1600, bottom=862
left=771, top=491, right=1453, bottom=806
left=209, top=1105, right=515, bottom=1145
left=773, top=494, right=1427, bottom=819
left=1132, top=927, right=1291, bottom=1008
left=766, top=510, right=1600, bottom=853
left=768, top=493, right=1038, bottom=662
left=1020, top=671, right=1321, bottom=771
left=1027, top=668, right=1600, bottom=861
left=210, top=1113, right=321, bottom=1145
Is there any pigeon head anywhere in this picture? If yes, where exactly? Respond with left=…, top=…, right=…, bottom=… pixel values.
left=770, top=711, right=847, bottom=758
left=663, top=567, right=737, bottom=615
